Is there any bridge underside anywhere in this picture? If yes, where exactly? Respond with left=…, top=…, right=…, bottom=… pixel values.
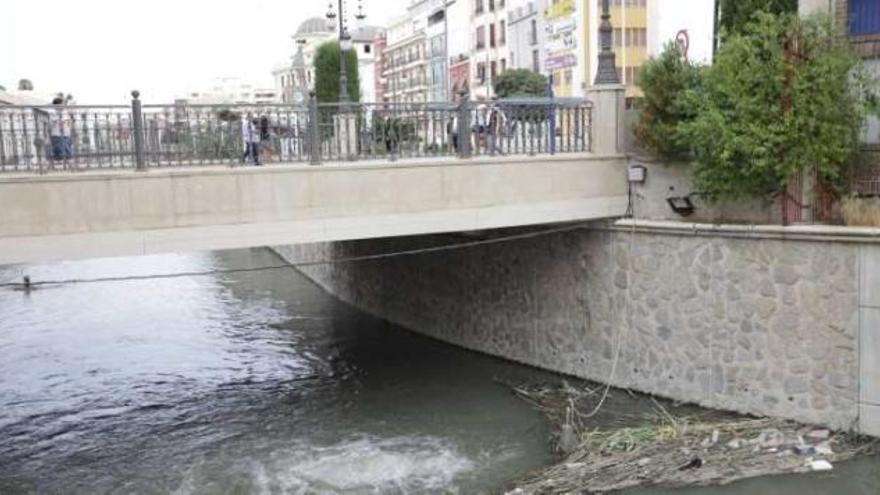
left=0, top=154, right=627, bottom=264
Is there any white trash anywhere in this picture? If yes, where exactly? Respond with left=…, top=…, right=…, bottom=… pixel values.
left=809, top=459, right=833, bottom=472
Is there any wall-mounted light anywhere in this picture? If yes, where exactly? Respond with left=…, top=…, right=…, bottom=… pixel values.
left=667, top=195, right=695, bottom=217
left=628, top=164, right=646, bottom=183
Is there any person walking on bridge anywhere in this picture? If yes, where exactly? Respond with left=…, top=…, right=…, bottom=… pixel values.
left=241, top=116, right=261, bottom=166
left=49, top=97, right=74, bottom=165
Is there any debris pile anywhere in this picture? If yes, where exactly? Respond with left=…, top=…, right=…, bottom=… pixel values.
left=504, top=382, right=876, bottom=494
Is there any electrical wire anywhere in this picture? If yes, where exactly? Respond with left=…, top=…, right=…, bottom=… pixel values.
left=0, top=221, right=597, bottom=290
left=576, top=193, right=636, bottom=419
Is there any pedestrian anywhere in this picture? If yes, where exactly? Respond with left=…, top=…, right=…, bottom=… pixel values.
left=259, top=115, right=273, bottom=163
left=447, top=114, right=459, bottom=153
left=487, top=98, right=507, bottom=155
left=241, top=117, right=260, bottom=166
left=49, top=97, right=73, bottom=164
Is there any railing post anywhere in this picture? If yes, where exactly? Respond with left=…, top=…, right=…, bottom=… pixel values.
left=457, top=90, right=472, bottom=159
left=308, top=92, right=321, bottom=165
left=131, top=90, right=147, bottom=171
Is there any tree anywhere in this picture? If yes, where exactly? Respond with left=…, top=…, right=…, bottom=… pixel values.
left=633, top=43, right=702, bottom=160
left=493, top=69, right=548, bottom=98
left=718, top=0, right=797, bottom=35
left=679, top=13, right=868, bottom=201
left=313, top=41, right=361, bottom=103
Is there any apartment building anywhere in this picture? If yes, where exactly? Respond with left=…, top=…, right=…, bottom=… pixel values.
left=508, top=0, right=547, bottom=73
left=384, top=1, right=431, bottom=104
left=471, top=0, right=510, bottom=100
left=448, top=0, right=472, bottom=100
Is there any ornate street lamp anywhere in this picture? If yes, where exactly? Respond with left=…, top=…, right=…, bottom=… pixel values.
left=594, top=0, right=621, bottom=85
left=326, top=0, right=367, bottom=108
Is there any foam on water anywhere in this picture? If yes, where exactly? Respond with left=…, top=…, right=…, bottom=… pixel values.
left=176, top=435, right=477, bottom=494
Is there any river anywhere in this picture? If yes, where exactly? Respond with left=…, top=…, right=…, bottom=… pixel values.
left=0, top=248, right=878, bottom=494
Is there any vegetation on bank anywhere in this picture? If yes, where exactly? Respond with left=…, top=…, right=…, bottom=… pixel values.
left=506, top=382, right=877, bottom=493
left=635, top=12, right=877, bottom=204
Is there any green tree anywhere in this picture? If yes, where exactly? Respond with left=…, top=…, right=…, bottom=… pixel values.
left=493, top=69, right=548, bottom=98
left=633, top=43, right=702, bottom=160
left=680, top=13, right=868, bottom=200
left=718, top=0, right=797, bottom=35
left=313, top=41, right=361, bottom=103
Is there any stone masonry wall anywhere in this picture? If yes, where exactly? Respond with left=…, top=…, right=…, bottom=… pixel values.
left=273, top=227, right=861, bottom=429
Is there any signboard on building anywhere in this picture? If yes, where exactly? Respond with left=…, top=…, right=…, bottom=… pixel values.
left=545, top=53, right=576, bottom=71
left=544, top=0, right=574, bottom=20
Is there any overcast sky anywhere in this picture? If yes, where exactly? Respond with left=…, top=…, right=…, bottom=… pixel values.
left=1, top=0, right=405, bottom=104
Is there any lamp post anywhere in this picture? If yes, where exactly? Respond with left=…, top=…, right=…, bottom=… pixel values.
left=594, top=0, right=620, bottom=85
left=326, top=0, right=366, bottom=108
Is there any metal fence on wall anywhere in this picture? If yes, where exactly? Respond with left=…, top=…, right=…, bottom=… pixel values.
left=0, top=95, right=593, bottom=174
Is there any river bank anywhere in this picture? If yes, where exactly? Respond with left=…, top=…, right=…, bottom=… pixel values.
left=505, top=381, right=877, bottom=493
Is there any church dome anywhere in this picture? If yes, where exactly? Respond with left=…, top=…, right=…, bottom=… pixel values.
left=295, top=17, right=333, bottom=37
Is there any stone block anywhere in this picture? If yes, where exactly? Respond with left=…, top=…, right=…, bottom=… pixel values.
left=861, top=307, right=880, bottom=404
left=860, top=403, right=880, bottom=437
left=862, top=245, right=880, bottom=308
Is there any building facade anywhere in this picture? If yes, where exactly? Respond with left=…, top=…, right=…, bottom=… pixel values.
left=470, top=0, right=510, bottom=100
left=273, top=17, right=382, bottom=105
left=646, top=0, right=715, bottom=66
left=374, top=32, right=389, bottom=103
left=179, top=77, right=278, bottom=105
left=384, top=2, right=431, bottom=104
left=508, top=0, right=546, bottom=73
left=447, top=0, right=472, bottom=100
left=273, top=17, right=336, bottom=105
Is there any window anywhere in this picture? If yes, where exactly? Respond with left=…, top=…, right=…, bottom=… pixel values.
left=491, top=60, right=497, bottom=80
left=500, top=58, right=506, bottom=72
left=622, top=28, right=647, bottom=47
left=476, top=26, right=486, bottom=49
left=364, top=44, right=372, bottom=54
left=530, top=19, right=537, bottom=45
left=851, top=0, right=880, bottom=35
left=477, top=62, right=487, bottom=84
left=599, top=0, right=646, bottom=6
left=532, top=49, right=540, bottom=72
left=490, top=23, right=496, bottom=48
left=500, top=20, right=506, bottom=45
left=475, top=0, right=484, bottom=14
left=489, top=0, right=495, bottom=11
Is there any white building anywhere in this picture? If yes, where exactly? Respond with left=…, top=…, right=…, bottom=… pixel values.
left=470, top=0, right=511, bottom=100
left=646, top=0, right=715, bottom=65
left=179, top=77, right=278, bottom=105
left=273, top=17, right=382, bottom=104
left=384, top=2, right=431, bottom=104
left=274, top=17, right=336, bottom=105
left=508, top=0, right=546, bottom=73
left=353, top=26, right=382, bottom=103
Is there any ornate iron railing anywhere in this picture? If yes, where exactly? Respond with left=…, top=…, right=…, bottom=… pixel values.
left=0, top=94, right=593, bottom=174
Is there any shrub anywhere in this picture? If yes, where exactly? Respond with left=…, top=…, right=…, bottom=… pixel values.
left=633, top=43, right=702, bottom=160
left=679, top=13, right=867, bottom=201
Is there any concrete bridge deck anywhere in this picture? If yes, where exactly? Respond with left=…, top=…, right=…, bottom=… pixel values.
left=0, top=153, right=627, bottom=264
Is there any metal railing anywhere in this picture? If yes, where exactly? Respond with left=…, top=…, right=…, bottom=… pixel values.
left=0, top=92, right=593, bottom=174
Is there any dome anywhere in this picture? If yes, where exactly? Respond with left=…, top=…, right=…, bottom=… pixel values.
left=295, top=17, right=333, bottom=37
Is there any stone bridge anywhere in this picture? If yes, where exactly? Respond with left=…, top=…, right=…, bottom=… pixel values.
left=0, top=153, right=627, bottom=264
